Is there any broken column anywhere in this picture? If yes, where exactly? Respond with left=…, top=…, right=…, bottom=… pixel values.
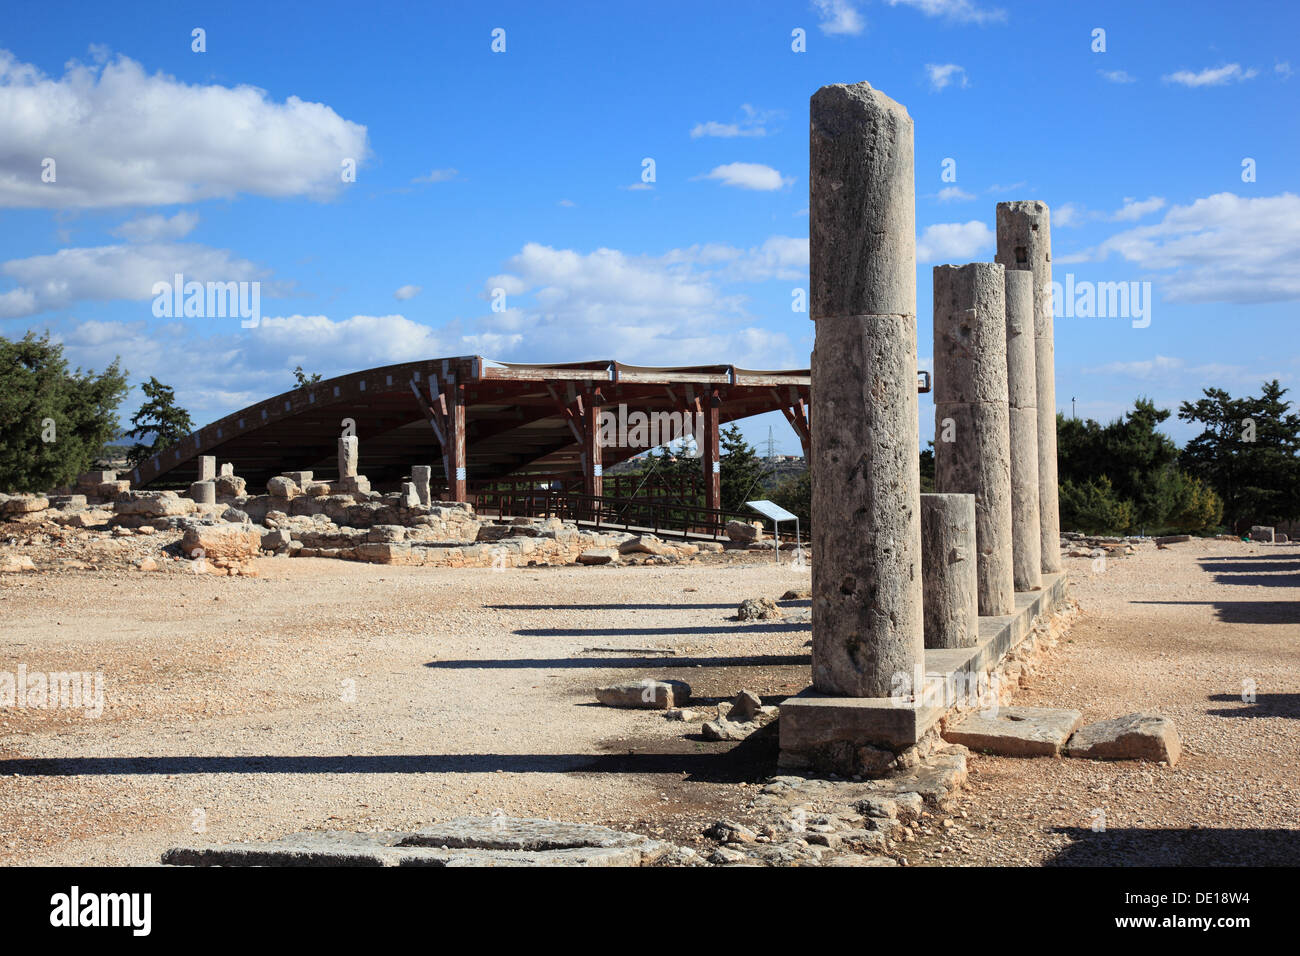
left=189, top=480, right=216, bottom=505
left=411, top=465, right=432, bottom=507
left=933, top=262, right=1015, bottom=617
left=338, top=436, right=358, bottom=478
left=1004, top=270, right=1043, bottom=591
left=920, top=493, right=979, bottom=648
left=996, top=201, right=1061, bottom=574
left=198, top=456, right=216, bottom=481
left=809, top=81, right=923, bottom=697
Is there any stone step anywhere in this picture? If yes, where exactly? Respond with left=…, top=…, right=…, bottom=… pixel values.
left=942, top=706, right=1083, bottom=757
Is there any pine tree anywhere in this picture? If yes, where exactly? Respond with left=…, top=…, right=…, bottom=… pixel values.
left=124, top=378, right=195, bottom=467
left=0, top=332, right=128, bottom=492
left=719, top=424, right=772, bottom=513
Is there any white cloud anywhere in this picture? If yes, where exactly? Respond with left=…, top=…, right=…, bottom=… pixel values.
left=1277, top=61, right=1294, bottom=80
left=887, top=0, right=1006, bottom=24
left=472, top=241, right=799, bottom=368
left=0, top=49, right=369, bottom=209
left=1099, top=69, right=1136, bottom=84
left=413, top=168, right=458, bottom=183
left=623, top=182, right=654, bottom=191
left=690, top=104, right=779, bottom=139
left=111, top=210, right=200, bottom=242
left=926, top=63, right=969, bottom=92
left=1112, top=196, right=1166, bottom=221
left=0, top=243, right=271, bottom=318
left=1064, top=192, right=1300, bottom=303
left=936, top=186, right=976, bottom=202
left=813, top=0, right=865, bottom=35
left=916, top=221, right=994, bottom=263
left=1163, top=63, right=1258, bottom=87
left=702, top=162, right=793, bottom=191
left=558, top=199, right=575, bottom=207
left=393, top=284, right=421, bottom=301
left=1054, top=203, right=1084, bottom=227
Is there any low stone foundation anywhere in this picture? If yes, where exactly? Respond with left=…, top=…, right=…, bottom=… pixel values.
left=778, top=573, right=1071, bottom=776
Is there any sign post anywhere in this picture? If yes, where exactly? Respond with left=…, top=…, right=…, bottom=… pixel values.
left=745, top=499, right=801, bottom=564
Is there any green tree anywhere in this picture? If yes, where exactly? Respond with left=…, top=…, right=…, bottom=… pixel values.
left=293, top=366, right=322, bottom=388
left=1059, top=475, right=1133, bottom=535
left=0, top=332, right=128, bottom=492
left=719, top=424, right=772, bottom=513
left=771, top=467, right=811, bottom=526
left=1178, top=381, right=1300, bottom=531
left=124, top=377, right=195, bottom=467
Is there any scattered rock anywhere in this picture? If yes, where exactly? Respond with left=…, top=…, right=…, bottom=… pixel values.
left=705, top=820, right=757, bottom=844
left=1066, top=713, right=1181, bottom=766
left=737, top=597, right=782, bottom=621
left=729, top=689, right=763, bottom=723
left=725, top=520, right=762, bottom=544
left=577, top=549, right=617, bottom=565
left=780, top=587, right=811, bottom=600
left=595, top=678, right=689, bottom=710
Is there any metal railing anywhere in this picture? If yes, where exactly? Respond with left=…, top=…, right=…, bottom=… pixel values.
left=473, top=489, right=767, bottom=540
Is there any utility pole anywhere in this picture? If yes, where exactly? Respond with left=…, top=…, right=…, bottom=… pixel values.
left=1072, top=397, right=1076, bottom=420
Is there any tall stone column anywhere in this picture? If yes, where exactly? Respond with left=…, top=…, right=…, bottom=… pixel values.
left=810, top=82, right=922, bottom=698
left=1004, top=270, right=1042, bottom=591
left=995, top=201, right=1061, bottom=573
left=933, top=262, right=1015, bottom=617
left=921, top=493, right=979, bottom=649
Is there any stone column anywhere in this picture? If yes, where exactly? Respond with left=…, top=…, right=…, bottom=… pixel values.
left=198, top=456, right=216, bottom=481
left=1004, top=270, right=1043, bottom=591
left=338, top=436, right=358, bottom=479
left=810, top=81, right=923, bottom=698
left=921, top=493, right=979, bottom=648
left=189, top=480, right=216, bottom=505
left=411, top=465, right=432, bottom=506
left=933, top=262, right=1015, bottom=617
left=995, top=201, right=1061, bottom=573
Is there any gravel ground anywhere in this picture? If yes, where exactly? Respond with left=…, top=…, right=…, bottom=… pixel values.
left=1, top=537, right=1295, bottom=866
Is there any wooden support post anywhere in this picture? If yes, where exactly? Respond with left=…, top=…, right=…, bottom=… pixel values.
left=583, top=387, right=604, bottom=498
left=703, top=389, right=721, bottom=512
left=446, top=380, right=467, bottom=502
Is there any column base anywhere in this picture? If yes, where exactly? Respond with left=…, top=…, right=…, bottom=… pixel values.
left=779, top=572, right=1069, bottom=773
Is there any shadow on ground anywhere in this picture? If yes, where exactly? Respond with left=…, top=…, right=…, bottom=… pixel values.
left=1047, top=826, right=1300, bottom=865
left=1206, top=692, right=1300, bottom=719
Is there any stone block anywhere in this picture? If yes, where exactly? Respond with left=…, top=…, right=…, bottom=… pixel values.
left=189, top=480, right=216, bottom=505
left=942, top=706, right=1082, bottom=757
left=1066, top=713, right=1181, bottom=766
left=595, top=679, right=690, bottom=710
left=198, top=456, right=216, bottom=481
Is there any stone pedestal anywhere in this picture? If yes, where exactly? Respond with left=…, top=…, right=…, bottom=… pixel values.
left=189, top=480, right=216, bottom=505
left=338, top=436, right=358, bottom=479
left=809, top=81, right=923, bottom=698
left=933, top=262, right=1015, bottom=617
left=412, top=465, right=432, bottom=507
left=921, top=493, right=978, bottom=649
left=996, top=201, right=1060, bottom=574
left=1004, top=269, right=1042, bottom=591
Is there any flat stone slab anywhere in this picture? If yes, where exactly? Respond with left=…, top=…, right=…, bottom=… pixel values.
left=943, top=706, right=1082, bottom=757
left=1065, top=713, right=1181, bottom=766
left=163, top=817, right=673, bottom=867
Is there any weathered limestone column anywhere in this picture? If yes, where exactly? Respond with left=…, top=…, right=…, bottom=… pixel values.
left=920, top=493, right=978, bottom=648
left=810, top=81, right=923, bottom=698
left=338, top=436, right=358, bottom=479
left=198, top=456, right=216, bottom=481
left=933, top=262, right=1015, bottom=617
left=995, top=201, right=1060, bottom=573
left=411, top=465, right=432, bottom=506
left=189, top=480, right=216, bottom=505
left=1004, top=270, right=1042, bottom=591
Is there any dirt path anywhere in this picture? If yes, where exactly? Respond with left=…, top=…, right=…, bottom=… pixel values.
left=1, top=538, right=1295, bottom=865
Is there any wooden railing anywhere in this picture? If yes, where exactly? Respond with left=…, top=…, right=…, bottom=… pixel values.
left=472, top=489, right=762, bottom=540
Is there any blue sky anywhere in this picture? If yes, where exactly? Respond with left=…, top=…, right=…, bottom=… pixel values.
left=2, top=0, right=1296, bottom=453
